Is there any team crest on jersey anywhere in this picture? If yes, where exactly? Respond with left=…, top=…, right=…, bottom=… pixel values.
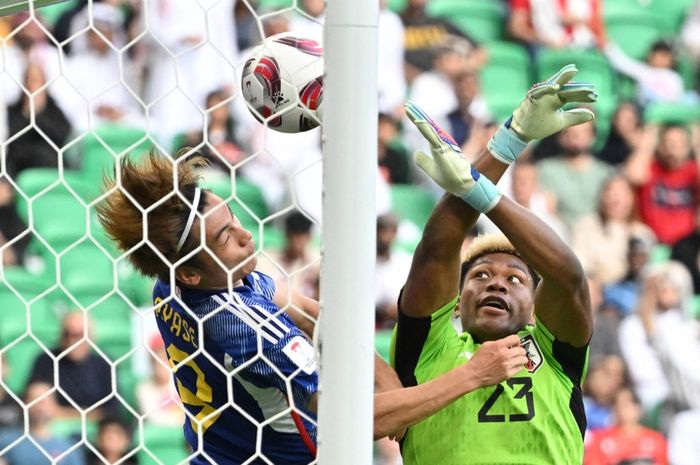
left=519, top=335, right=543, bottom=373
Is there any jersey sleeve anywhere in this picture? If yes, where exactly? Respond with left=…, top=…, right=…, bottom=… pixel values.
left=391, top=295, right=459, bottom=387
left=533, top=317, right=589, bottom=387
left=204, top=304, right=317, bottom=410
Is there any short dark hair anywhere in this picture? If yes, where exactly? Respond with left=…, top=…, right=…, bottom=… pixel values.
left=98, top=415, right=131, bottom=436
left=284, top=212, right=313, bottom=236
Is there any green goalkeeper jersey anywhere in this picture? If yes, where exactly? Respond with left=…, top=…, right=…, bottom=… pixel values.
left=391, top=296, right=589, bottom=465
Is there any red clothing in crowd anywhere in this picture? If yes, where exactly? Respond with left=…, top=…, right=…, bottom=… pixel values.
left=585, top=426, right=669, bottom=465
left=637, top=159, right=699, bottom=244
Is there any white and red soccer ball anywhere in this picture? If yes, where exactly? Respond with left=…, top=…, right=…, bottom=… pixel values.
left=241, top=33, right=324, bottom=133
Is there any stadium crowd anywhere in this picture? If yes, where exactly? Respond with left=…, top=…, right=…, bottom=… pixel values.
left=0, top=0, right=700, bottom=464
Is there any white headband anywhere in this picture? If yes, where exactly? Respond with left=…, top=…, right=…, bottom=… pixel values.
left=176, top=187, right=201, bottom=252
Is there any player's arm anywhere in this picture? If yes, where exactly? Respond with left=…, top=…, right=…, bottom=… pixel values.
left=373, top=334, right=527, bottom=439
left=487, top=198, right=593, bottom=346
left=273, top=279, right=317, bottom=338
left=410, top=68, right=596, bottom=347
left=400, top=65, right=597, bottom=319
left=399, top=110, right=511, bottom=318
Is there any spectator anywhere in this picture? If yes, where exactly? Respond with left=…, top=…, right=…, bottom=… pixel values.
left=378, top=0, right=407, bottom=116
left=584, top=387, right=669, bottom=465
left=618, top=262, right=694, bottom=417
left=0, top=13, right=61, bottom=106
left=143, top=0, right=237, bottom=147
left=401, top=0, right=485, bottom=81
left=603, top=38, right=686, bottom=105
left=0, top=382, right=85, bottom=465
left=375, top=213, right=412, bottom=329
left=509, top=161, right=567, bottom=240
left=0, top=178, right=29, bottom=266
left=583, top=355, right=627, bottom=432
left=537, top=121, right=614, bottom=227
left=378, top=113, right=410, bottom=184
left=136, top=335, right=183, bottom=426
left=56, top=3, right=144, bottom=132
left=289, top=0, right=324, bottom=42
left=603, top=237, right=652, bottom=318
left=85, top=416, right=137, bottom=465
left=28, top=312, right=119, bottom=420
left=446, top=71, right=490, bottom=147
left=588, top=275, right=623, bottom=361
left=671, top=205, right=700, bottom=293
left=178, top=89, right=243, bottom=172
left=256, top=212, right=320, bottom=299
left=625, top=124, right=699, bottom=245
left=0, top=360, right=21, bottom=432
left=5, top=61, right=71, bottom=179
left=668, top=408, right=700, bottom=465
left=507, top=0, right=604, bottom=51
left=597, top=101, right=644, bottom=166
left=572, top=174, right=656, bottom=285
left=408, top=37, right=475, bottom=125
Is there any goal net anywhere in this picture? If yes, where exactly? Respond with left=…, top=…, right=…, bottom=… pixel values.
left=0, top=0, right=369, bottom=463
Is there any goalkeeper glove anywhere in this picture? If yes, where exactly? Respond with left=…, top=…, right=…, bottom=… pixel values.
left=488, top=64, right=598, bottom=165
left=405, top=101, right=500, bottom=213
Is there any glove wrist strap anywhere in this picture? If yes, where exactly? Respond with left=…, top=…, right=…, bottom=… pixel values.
left=460, top=169, right=502, bottom=213
left=487, top=118, right=529, bottom=165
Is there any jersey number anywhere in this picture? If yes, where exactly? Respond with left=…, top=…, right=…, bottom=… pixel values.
left=477, top=377, right=535, bottom=423
left=167, top=344, right=221, bottom=434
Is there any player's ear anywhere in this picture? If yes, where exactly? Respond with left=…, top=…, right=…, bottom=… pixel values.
left=176, top=266, right=201, bottom=286
left=454, top=297, right=461, bottom=318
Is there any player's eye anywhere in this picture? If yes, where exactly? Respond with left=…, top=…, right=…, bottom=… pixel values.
left=509, top=275, right=523, bottom=284
left=475, top=271, right=488, bottom=279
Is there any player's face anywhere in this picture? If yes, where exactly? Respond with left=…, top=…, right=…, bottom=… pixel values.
left=193, top=193, right=257, bottom=288
left=459, top=253, right=534, bottom=342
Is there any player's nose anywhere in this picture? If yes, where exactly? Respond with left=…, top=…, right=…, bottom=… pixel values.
left=486, top=277, right=508, bottom=293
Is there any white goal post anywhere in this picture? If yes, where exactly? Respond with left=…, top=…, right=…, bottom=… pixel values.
left=318, top=0, right=378, bottom=463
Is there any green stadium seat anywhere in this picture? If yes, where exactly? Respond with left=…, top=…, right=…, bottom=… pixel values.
left=536, top=48, right=617, bottom=122
left=426, top=0, right=505, bottom=43
left=15, top=169, right=99, bottom=253
left=2, top=336, right=45, bottom=396
left=139, top=425, right=190, bottom=465
left=387, top=0, right=407, bottom=14
left=480, top=41, right=532, bottom=122
left=375, top=330, right=394, bottom=363
left=604, top=7, right=666, bottom=61
left=257, top=0, right=293, bottom=10
left=50, top=418, right=98, bottom=442
left=390, top=185, right=436, bottom=230
left=648, top=0, right=695, bottom=32
left=37, top=0, right=79, bottom=26
left=79, top=125, right=151, bottom=195
left=644, top=103, right=700, bottom=125
left=649, top=244, right=671, bottom=264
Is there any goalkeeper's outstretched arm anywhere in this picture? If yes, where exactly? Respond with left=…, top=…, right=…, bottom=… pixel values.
left=400, top=65, right=597, bottom=320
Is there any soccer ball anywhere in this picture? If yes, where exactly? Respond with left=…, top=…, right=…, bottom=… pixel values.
left=241, top=33, right=324, bottom=133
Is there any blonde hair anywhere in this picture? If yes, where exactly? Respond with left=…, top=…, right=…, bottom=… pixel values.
left=96, top=150, right=207, bottom=280
left=460, top=233, right=540, bottom=288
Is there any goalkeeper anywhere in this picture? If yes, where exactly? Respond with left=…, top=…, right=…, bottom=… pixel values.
left=392, top=65, right=596, bottom=464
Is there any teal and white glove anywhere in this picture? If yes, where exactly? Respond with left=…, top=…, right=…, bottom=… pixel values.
left=488, top=64, right=598, bottom=165
left=405, top=101, right=500, bottom=213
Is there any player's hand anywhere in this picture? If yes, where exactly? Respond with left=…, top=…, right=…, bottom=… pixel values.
left=510, top=64, right=597, bottom=141
left=466, top=335, right=528, bottom=388
left=405, top=101, right=501, bottom=213
left=487, top=64, right=597, bottom=164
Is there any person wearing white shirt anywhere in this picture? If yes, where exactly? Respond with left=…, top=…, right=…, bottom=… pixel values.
left=143, top=0, right=238, bottom=148
left=378, top=0, right=407, bottom=116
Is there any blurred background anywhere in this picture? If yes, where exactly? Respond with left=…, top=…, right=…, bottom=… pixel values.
left=0, top=0, right=699, bottom=464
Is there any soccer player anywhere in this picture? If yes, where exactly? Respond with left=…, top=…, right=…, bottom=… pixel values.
left=97, top=152, right=528, bottom=464
left=392, top=65, right=597, bottom=464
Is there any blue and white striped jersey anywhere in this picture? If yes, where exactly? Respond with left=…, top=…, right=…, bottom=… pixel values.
left=152, top=271, right=317, bottom=465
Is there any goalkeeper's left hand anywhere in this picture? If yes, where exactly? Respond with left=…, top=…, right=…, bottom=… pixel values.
left=405, top=102, right=500, bottom=213
left=488, top=64, right=598, bottom=164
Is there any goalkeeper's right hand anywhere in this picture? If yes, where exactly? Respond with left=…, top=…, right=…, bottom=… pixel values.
left=487, top=64, right=598, bottom=165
